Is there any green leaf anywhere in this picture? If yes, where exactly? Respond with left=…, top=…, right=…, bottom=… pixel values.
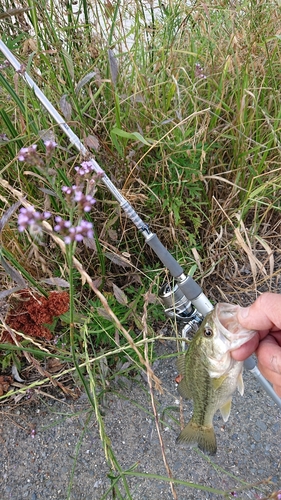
left=110, top=127, right=153, bottom=146
left=61, top=48, right=75, bottom=81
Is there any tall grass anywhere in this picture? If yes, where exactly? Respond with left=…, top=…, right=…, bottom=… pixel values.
left=1, top=0, right=281, bottom=498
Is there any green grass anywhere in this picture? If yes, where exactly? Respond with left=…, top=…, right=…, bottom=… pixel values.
left=1, top=0, right=281, bottom=498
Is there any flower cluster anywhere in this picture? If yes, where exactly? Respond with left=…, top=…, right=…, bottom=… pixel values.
left=17, top=145, right=98, bottom=245
left=18, top=207, right=51, bottom=232
left=18, top=140, right=57, bottom=164
left=62, top=185, right=96, bottom=212
left=0, top=133, right=9, bottom=142
left=54, top=217, right=93, bottom=243
left=75, top=160, right=95, bottom=176
left=75, top=160, right=104, bottom=179
left=44, top=139, right=57, bottom=159
left=195, top=62, right=207, bottom=80
left=44, top=140, right=57, bottom=152
left=18, top=144, right=41, bottom=164
left=0, top=59, right=10, bottom=71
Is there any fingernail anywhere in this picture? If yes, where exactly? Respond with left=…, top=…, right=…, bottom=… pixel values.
left=239, top=306, right=250, bottom=319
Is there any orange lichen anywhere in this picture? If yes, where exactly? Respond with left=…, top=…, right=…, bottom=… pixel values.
left=2, top=290, right=69, bottom=343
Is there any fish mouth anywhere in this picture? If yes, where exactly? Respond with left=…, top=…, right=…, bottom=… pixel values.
left=214, top=303, right=257, bottom=351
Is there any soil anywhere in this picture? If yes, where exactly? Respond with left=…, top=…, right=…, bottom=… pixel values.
left=0, top=336, right=281, bottom=500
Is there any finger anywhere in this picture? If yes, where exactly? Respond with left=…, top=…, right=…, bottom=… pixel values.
left=237, top=292, right=281, bottom=331
left=257, top=335, right=281, bottom=373
left=231, top=334, right=259, bottom=361
left=256, top=336, right=281, bottom=396
left=257, top=365, right=281, bottom=398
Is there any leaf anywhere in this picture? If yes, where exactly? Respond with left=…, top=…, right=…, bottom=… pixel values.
left=0, top=200, right=22, bottom=233
left=83, top=237, right=97, bottom=251
left=75, top=72, right=96, bottom=94
left=0, top=254, right=26, bottom=287
left=111, top=127, right=152, bottom=146
left=12, top=364, right=25, bottom=382
left=38, top=129, right=56, bottom=143
left=108, top=229, right=118, bottom=241
left=0, top=285, right=24, bottom=300
left=92, top=277, right=102, bottom=289
left=85, top=134, right=100, bottom=151
left=97, top=307, right=112, bottom=321
left=46, top=358, right=65, bottom=373
left=104, top=252, right=132, bottom=268
left=62, top=48, right=75, bottom=80
left=99, top=357, right=109, bottom=378
left=40, top=277, right=70, bottom=287
left=60, top=94, right=72, bottom=121
left=38, top=187, right=57, bottom=196
left=108, top=49, right=118, bottom=86
left=113, top=283, right=128, bottom=306
left=145, top=292, right=158, bottom=304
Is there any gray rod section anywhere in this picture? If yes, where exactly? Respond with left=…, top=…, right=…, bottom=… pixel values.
left=145, top=234, right=183, bottom=277
left=243, top=356, right=281, bottom=409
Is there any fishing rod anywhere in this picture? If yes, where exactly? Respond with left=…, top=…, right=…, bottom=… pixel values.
left=1, top=40, right=281, bottom=409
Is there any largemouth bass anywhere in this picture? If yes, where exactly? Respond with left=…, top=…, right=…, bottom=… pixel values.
left=176, top=302, right=257, bottom=455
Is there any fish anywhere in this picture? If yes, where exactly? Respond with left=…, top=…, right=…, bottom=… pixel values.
left=176, top=302, right=257, bottom=455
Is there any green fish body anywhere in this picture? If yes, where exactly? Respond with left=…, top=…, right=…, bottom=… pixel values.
left=176, top=303, right=256, bottom=454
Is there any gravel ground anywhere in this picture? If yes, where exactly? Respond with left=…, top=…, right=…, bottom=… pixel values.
left=0, top=339, right=281, bottom=500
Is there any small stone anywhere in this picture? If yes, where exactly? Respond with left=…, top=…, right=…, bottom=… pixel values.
left=255, top=419, right=267, bottom=431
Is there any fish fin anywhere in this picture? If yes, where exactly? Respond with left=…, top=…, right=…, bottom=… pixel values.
left=237, top=372, right=244, bottom=396
left=219, top=398, right=232, bottom=422
left=176, top=353, right=186, bottom=375
left=177, top=379, right=191, bottom=399
left=176, top=419, right=217, bottom=455
left=211, top=375, right=227, bottom=391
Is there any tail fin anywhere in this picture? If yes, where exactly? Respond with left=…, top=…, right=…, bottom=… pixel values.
left=176, top=419, right=217, bottom=455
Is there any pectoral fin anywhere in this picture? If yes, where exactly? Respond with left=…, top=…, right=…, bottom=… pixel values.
left=237, top=372, right=244, bottom=395
left=219, top=399, right=232, bottom=422
left=211, top=375, right=227, bottom=391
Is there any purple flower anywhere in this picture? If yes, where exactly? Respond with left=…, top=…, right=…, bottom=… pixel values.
left=54, top=216, right=94, bottom=244
left=61, top=185, right=74, bottom=196
left=44, top=140, right=57, bottom=151
left=75, top=160, right=95, bottom=176
left=18, top=207, right=50, bottom=233
left=18, top=144, right=43, bottom=166
left=0, top=60, right=11, bottom=70
left=61, top=185, right=96, bottom=212
left=195, top=62, right=207, bottom=80
left=0, top=133, right=9, bottom=142
left=75, top=220, right=94, bottom=240
left=54, top=216, right=72, bottom=232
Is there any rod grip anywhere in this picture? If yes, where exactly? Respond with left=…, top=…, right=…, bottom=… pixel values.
left=145, top=234, right=183, bottom=277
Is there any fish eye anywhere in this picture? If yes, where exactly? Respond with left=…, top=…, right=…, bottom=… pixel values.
left=204, top=327, right=213, bottom=337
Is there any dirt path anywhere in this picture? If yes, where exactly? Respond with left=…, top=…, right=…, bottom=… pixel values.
left=0, top=338, right=280, bottom=500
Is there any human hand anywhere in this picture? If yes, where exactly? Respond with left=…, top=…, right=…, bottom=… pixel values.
left=231, top=292, right=281, bottom=397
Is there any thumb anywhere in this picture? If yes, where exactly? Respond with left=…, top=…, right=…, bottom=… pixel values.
left=237, top=293, right=281, bottom=332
